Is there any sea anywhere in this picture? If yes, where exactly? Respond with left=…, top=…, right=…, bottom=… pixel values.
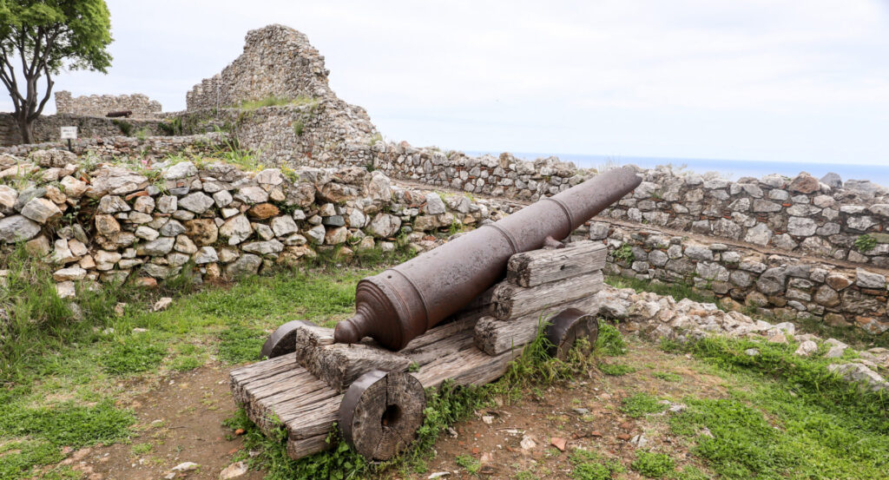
left=465, top=151, right=889, bottom=188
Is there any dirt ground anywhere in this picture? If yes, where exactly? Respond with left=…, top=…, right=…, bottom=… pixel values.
left=55, top=339, right=728, bottom=480
left=59, top=365, right=263, bottom=480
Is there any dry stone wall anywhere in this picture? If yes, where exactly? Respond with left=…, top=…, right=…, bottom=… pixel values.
left=55, top=91, right=163, bottom=118
left=0, top=113, right=166, bottom=146
left=596, top=165, right=889, bottom=268
left=594, top=221, right=889, bottom=334
left=0, top=138, right=512, bottom=300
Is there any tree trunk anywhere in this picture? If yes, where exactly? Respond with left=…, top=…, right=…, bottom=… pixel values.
left=15, top=112, right=33, bottom=144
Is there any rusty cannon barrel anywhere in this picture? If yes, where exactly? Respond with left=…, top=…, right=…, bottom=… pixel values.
left=334, top=166, right=641, bottom=350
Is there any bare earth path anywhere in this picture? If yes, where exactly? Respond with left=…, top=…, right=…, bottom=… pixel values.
left=58, top=338, right=731, bottom=480
left=61, top=365, right=262, bottom=480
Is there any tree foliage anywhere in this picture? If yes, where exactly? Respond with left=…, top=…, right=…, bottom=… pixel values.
left=0, top=0, right=112, bottom=143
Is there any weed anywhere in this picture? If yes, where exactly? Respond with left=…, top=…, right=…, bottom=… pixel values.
left=631, top=451, right=675, bottom=478
left=599, top=363, right=636, bottom=376
left=158, top=117, right=183, bottom=136
left=293, top=120, right=305, bottom=137
left=621, top=393, right=668, bottom=418
left=455, top=454, right=481, bottom=474
left=595, top=321, right=627, bottom=356
left=605, top=275, right=717, bottom=306
left=612, top=244, right=635, bottom=264
left=652, top=371, right=682, bottom=382
left=855, top=234, right=877, bottom=253
left=131, top=442, right=153, bottom=456
left=134, top=128, right=150, bottom=141
left=112, top=119, right=133, bottom=136
left=368, top=133, right=383, bottom=147
left=569, top=449, right=625, bottom=480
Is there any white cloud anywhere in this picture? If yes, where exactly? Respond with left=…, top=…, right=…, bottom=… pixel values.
left=1, top=0, right=887, bottom=164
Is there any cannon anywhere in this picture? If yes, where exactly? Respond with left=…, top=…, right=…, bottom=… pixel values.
left=232, top=166, right=640, bottom=462
left=334, top=165, right=642, bottom=350
left=105, top=110, right=133, bottom=118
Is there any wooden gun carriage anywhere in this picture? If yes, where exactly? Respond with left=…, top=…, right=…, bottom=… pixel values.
left=229, top=241, right=608, bottom=461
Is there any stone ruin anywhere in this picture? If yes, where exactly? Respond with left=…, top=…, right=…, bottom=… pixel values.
left=54, top=91, right=163, bottom=118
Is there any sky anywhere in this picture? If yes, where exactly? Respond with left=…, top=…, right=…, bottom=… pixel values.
left=3, top=1, right=889, bottom=165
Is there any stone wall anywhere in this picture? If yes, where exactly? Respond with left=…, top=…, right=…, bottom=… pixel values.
left=0, top=113, right=166, bottom=146
left=55, top=91, right=163, bottom=118
left=0, top=138, right=513, bottom=299
left=0, top=132, right=227, bottom=160
left=186, top=25, right=331, bottom=111
left=594, top=221, right=889, bottom=334
left=596, top=165, right=889, bottom=268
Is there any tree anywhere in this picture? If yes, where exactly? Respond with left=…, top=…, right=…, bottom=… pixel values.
left=0, top=0, right=112, bottom=144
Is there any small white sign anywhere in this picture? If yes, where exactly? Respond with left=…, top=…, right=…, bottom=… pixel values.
left=60, top=126, right=77, bottom=140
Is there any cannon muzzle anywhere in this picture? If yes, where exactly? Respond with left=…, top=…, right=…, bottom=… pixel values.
left=335, top=165, right=641, bottom=350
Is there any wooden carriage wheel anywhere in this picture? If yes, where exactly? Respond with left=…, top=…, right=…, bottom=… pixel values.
left=261, top=320, right=312, bottom=358
left=338, top=370, right=426, bottom=461
left=544, top=308, right=599, bottom=360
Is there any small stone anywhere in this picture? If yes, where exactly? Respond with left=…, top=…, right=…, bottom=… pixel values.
left=21, top=198, right=62, bottom=224
left=270, top=216, right=298, bottom=237
left=550, top=437, right=568, bottom=452
left=0, top=215, right=41, bottom=242
left=794, top=340, right=818, bottom=356
left=856, top=268, right=886, bottom=289
left=788, top=173, right=820, bottom=194
left=157, top=195, right=177, bottom=213
left=169, top=462, right=199, bottom=472
left=247, top=203, right=280, bottom=220
left=98, top=195, right=130, bottom=214
left=219, top=461, right=248, bottom=479
left=153, top=297, right=173, bottom=312
left=178, top=192, right=215, bottom=214
left=220, top=215, right=253, bottom=245
left=53, top=266, right=87, bottom=282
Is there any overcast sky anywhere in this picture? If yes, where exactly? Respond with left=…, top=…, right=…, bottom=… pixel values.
left=3, top=1, right=889, bottom=165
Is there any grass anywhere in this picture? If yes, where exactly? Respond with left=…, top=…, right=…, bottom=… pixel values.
left=455, top=454, right=482, bottom=474
left=599, top=362, right=636, bottom=376
left=621, top=393, right=668, bottom=418
left=569, top=449, right=625, bottom=480
left=631, top=451, right=675, bottom=478
left=605, top=275, right=718, bottom=306
left=0, top=248, right=402, bottom=479
left=662, top=335, right=889, bottom=479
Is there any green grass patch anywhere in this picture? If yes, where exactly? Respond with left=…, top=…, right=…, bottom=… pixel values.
left=606, top=275, right=718, bottom=306
left=665, top=335, right=889, bottom=479
left=218, top=325, right=267, bottom=364
left=652, top=371, right=682, bottom=382
left=595, top=321, right=627, bottom=356
left=599, top=363, right=636, bottom=376
left=631, top=451, right=675, bottom=478
left=569, top=448, right=625, bottom=480
left=100, top=336, right=167, bottom=375
left=455, top=454, right=482, bottom=474
left=621, top=393, right=668, bottom=418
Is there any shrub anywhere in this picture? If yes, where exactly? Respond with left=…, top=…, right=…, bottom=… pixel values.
left=855, top=234, right=877, bottom=252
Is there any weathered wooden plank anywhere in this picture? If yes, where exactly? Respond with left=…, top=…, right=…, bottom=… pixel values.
left=506, top=241, right=606, bottom=287
left=475, top=294, right=602, bottom=355
left=403, top=329, right=476, bottom=367
left=286, top=435, right=330, bottom=460
left=411, top=346, right=523, bottom=389
left=400, top=316, right=478, bottom=352
left=293, top=324, right=335, bottom=364
left=491, top=270, right=604, bottom=320
left=302, top=343, right=413, bottom=393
